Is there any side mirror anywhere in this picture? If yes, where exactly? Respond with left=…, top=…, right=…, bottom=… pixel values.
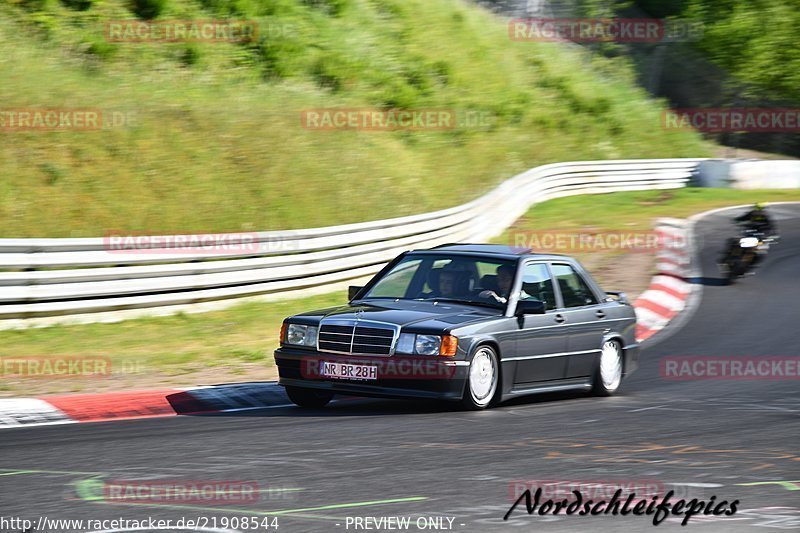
left=605, top=291, right=629, bottom=305
left=348, top=285, right=364, bottom=300
left=514, top=299, right=546, bottom=316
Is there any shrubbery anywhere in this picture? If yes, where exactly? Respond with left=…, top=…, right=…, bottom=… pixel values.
left=130, top=0, right=167, bottom=19
left=61, top=0, right=93, bottom=10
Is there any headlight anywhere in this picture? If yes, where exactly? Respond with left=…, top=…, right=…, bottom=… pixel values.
left=285, top=324, right=318, bottom=346
left=395, top=333, right=458, bottom=356
left=415, top=335, right=441, bottom=356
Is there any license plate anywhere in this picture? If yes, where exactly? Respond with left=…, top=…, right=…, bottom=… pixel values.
left=320, top=361, right=378, bottom=381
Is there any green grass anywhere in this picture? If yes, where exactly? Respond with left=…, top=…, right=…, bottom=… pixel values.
left=0, top=0, right=710, bottom=237
left=2, top=188, right=798, bottom=397
left=496, top=188, right=800, bottom=237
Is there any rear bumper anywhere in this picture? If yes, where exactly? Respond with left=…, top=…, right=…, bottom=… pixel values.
left=274, top=347, right=469, bottom=401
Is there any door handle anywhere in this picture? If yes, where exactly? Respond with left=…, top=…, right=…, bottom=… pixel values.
left=595, top=310, right=606, bottom=319
left=554, top=314, right=565, bottom=324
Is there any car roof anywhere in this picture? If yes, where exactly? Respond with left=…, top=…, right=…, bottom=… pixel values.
left=411, top=243, right=572, bottom=262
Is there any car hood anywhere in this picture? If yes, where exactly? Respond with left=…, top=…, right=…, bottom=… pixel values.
left=296, top=300, right=501, bottom=330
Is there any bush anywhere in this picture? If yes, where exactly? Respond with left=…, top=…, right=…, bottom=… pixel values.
left=310, top=51, right=359, bottom=92
left=130, top=0, right=167, bottom=20
left=180, top=44, right=200, bottom=67
left=17, top=0, right=50, bottom=12
left=301, top=0, right=351, bottom=16
left=26, top=11, right=57, bottom=39
left=39, top=164, right=65, bottom=186
left=61, top=0, right=93, bottom=10
left=251, top=38, right=292, bottom=80
left=381, top=81, right=419, bottom=109
left=84, top=36, right=117, bottom=59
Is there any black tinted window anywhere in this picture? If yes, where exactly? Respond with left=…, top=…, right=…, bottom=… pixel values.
left=551, top=264, right=598, bottom=308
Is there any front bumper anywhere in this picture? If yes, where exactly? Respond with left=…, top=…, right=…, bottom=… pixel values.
left=274, top=347, right=469, bottom=401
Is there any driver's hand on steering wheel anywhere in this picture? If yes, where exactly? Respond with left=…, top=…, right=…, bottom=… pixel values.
left=479, top=290, right=507, bottom=303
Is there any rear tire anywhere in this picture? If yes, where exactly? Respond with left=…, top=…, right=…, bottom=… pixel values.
left=285, top=386, right=333, bottom=408
left=728, top=255, right=751, bottom=282
left=461, top=345, right=500, bottom=410
left=721, top=241, right=740, bottom=283
left=726, top=261, right=739, bottom=284
left=592, top=340, right=623, bottom=396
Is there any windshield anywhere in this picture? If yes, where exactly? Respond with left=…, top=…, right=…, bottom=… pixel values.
left=362, top=254, right=517, bottom=309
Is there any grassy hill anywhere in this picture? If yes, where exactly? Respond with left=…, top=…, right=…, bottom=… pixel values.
left=0, top=0, right=710, bottom=237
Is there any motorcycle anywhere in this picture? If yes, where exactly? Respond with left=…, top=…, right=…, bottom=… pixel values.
left=719, top=226, right=776, bottom=283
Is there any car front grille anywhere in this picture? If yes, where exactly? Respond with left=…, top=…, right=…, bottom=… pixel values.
left=318, top=320, right=397, bottom=355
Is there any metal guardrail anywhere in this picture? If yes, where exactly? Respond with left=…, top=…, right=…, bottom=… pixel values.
left=0, top=158, right=705, bottom=325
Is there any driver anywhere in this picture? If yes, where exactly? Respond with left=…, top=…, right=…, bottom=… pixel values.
left=479, top=264, right=522, bottom=304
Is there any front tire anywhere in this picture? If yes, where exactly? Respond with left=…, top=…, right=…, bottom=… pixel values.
left=592, top=340, right=623, bottom=396
left=285, top=386, right=333, bottom=408
left=461, top=345, right=500, bottom=410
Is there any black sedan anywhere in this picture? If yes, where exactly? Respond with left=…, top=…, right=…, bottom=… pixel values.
left=274, top=244, right=639, bottom=409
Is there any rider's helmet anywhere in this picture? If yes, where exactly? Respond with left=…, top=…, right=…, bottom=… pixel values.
left=754, top=202, right=766, bottom=211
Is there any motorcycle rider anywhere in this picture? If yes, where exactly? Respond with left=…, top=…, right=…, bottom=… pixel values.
left=734, top=202, right=777, bottom=237
left=721, top=203, right=778, bottom=273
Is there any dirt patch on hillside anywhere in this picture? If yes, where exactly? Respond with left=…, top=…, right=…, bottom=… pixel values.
left=579, top=251, right=657, bottom=301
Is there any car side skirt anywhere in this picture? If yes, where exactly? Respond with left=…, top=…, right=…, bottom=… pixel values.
left=503, top=378, right=593, bottom=399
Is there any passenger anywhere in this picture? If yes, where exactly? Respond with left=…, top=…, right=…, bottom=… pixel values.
left=437, top=270, right=458, bottom=297
left=419, top=268, right=460, bottom=299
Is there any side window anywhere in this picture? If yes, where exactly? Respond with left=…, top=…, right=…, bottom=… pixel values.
left=551, top=264, right=598, bottom=308
left=520, top=263, right=557, bottom=311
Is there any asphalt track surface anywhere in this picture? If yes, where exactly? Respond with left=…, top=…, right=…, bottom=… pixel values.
left=1, top=204, right=799, bottom=533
